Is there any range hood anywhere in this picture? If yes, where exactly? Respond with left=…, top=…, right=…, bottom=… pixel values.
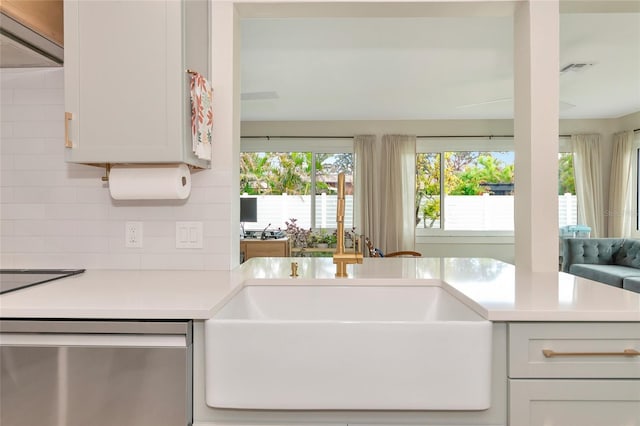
left=0, top=12, right=63, bottom=68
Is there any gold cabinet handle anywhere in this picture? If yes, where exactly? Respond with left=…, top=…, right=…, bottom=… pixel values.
left=64, top=112, right=73, bottom=148
left=542, top=348, right=640, bottom=358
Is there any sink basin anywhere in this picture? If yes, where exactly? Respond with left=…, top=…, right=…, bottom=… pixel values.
left=205, top=285, right=492, bottom=410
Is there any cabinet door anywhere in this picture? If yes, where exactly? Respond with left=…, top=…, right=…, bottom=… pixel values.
left=64, top=0, right=183, bottom=164
left=510, top=379, right=640, bottom=426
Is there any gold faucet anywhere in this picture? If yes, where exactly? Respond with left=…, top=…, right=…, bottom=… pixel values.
left=333, top=172, right=363, bottom=277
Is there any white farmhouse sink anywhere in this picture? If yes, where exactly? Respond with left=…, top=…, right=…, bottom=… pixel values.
left=205, top=285, right=491, bottom=410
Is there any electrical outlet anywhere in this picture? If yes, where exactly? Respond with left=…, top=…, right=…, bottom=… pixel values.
left=176, top=221, right=203, bottom=249
left=125, top=222, right=143, bottom=248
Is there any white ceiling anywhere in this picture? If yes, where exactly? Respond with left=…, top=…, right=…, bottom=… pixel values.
left=240, top=12, right=640, bottom=121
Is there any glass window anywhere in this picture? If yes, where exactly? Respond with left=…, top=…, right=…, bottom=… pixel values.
left=558, top=152, right=577, bottom=228
left=240, top=151, right=353, bottom=231
left=416, top=151, right=515, bottom=231
left=314, top=153, right=354, bottom=229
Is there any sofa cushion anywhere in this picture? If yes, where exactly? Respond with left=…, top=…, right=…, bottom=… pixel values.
left=561, top=238, right=625, bottom=272
left=614, top=240, right=640, bottom=268
left=622, top=276, right=640, bottom=294
left=568, top=264, right=640, bottom=288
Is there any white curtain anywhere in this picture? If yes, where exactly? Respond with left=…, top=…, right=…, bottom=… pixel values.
left=608, top=130, right=634, bottom=237
left=354, top=134, right=416, bottom=254
left=354, top=135, right=379, bottom=247
left=571, top=134, right=605, bottom=237
left=380, top=134, right=416, bottom=253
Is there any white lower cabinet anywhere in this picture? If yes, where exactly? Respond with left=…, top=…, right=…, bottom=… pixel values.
left=510, top=379, right=640, bottom=425
left=508, top=323, right=640, bottom=426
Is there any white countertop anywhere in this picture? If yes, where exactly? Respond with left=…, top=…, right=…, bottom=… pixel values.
left=1, top=258, right=639, bottom=321
left=0, top=270, right=240, bottom=319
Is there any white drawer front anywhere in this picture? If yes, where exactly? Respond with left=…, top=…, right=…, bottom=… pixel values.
left=510, top=379, right=640, bottom=426
left=509, top=323, right=640, bottom=378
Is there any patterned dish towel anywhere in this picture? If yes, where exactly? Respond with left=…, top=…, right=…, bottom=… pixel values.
left=189, top=71, right=213, bottom=161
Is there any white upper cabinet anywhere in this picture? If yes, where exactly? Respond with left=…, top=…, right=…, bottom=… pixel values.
left=64, top=0, right=210, bottom=168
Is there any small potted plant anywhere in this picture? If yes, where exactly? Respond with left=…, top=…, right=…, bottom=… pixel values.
left=313, top=229, right=332, bottom=249
left=284, top=218, right=311, bottom=248
left=328, top=231, right=338, bottom=248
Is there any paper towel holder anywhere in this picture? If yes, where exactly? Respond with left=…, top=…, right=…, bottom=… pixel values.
left=101, top=163, right=111, bottom=182
left=100, top=163, right=201, bottom=183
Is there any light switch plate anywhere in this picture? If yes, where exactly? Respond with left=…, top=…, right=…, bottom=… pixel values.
left=176, top=221, right=203, bottom=249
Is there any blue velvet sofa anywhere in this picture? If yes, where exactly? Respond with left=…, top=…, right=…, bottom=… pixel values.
left=561, top=238, right=640, bottom=293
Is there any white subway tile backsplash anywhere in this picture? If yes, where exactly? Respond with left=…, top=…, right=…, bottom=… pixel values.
left=1, top=204, right=47, bottom=220
left=13, top=220, right=47, bottom=236
left=1, top=68, right=232, bottom=270
left=13, top=154, right=68, bottom=171
left=75, top=187, right=108, bottom=204
left=44, top=69, right=64, bottom=88
left=45, top=203, right=109, bottom=220
left=2, top=236, right=46, bottom=252
left=42, top=138, right=66, bottom=154
left=62, top=220, right=111, bottom=237
left=41, top=187, right=78, bottom=204
left=1, top=138, right=47, bottom=155
left=13, top=88, right=65, bottom=105
left=141, top=253, right=206, bottom=270
left=44, top=236, right=110, bottom=253
left=12, top=120, right=64, bottom=138
left=1, top=153, right=14, bottom=171
left=100, top=253, right=142, bottom=270
left=10, top=187, right=48, bottom=203
left=1, top=104, right=65, bottom=122
left=0, top=121, right=13, bottom=138
left=6, top=170, right=59, bottom=187
left=1, top=89, right=14, bottom=105
left=0, top=220, right=15, bottom=237
left=11, top=253, right=98, bottom=270
left=0, top=69, right=48, bottom=88
left=107, top=203, right=177, bottom=220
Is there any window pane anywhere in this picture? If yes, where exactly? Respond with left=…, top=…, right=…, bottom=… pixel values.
left=558, top=152, right=577, bottom=228
left=418, top=151, right=517, bottom=231
left=315, top=153, right=354, bottom=229
left=416, top=153, right=441, bottom=229
left=444, top=151, right=514, bottom=231
left=240, top=152, right=313, bottom=230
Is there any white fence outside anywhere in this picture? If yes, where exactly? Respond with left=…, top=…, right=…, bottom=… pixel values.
left=242, top=193, right=577, bottom=232
left=242, top=194, right=354, bottom=231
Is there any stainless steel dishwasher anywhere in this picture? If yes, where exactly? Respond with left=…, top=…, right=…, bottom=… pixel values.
left=0, top=319, right=192, bottom=426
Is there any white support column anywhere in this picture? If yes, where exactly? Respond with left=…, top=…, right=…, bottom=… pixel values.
left=514, top=0, right=560, bottom=272
left=212, top=1, right=241, bottom=268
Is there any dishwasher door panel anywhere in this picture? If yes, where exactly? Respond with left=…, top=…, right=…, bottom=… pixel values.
left=0, top=344, right=191, bottom=426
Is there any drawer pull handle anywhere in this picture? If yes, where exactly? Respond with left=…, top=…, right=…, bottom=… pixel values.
left=64, top=112, right=73, bottom=148
left=542, top=349, right=640, bottom=358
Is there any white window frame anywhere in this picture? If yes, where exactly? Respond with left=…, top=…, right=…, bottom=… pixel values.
left=240, top=137, right=354, bottom=229
left=557, top=136, right=578, bottom=229
left=632, top=134, right=640, bottom=238
left=415, top=137, right=516, bottom=241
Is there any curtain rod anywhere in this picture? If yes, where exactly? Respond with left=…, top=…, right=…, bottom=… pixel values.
left=241, top=134, right=574, bottom=139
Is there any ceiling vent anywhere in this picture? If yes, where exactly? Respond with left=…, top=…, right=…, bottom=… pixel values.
left=560, top=63, right=595, bottom=74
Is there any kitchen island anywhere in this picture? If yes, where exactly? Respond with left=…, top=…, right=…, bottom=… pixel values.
left=1, top=257, right=639, bottom=426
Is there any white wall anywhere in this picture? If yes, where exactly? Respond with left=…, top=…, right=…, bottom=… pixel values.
left=0, top=68, right=233, bottom=270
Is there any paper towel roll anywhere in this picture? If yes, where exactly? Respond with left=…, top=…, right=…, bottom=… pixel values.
left=109, top=164, right=191, bottom=200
